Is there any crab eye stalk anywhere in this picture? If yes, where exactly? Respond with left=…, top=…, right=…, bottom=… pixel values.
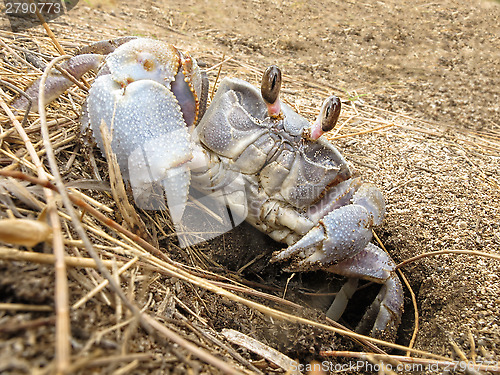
left=261, top=65, right=281, bottom=104
left=261, top=65, right=282, bottom=118
left=320, top=96, right=341, bottom=132
left=308, top=95, right=342, bottom=140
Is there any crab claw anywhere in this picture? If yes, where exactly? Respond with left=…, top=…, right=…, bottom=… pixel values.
left=272, top=207, right=403, bottom=338
left=271, top=204, right=373, bottom=270
left=271, top=183, right=385, bottom=269
left=271, top=183, right=402, bottom=337
left=88, top=75, right=193, bottom=225
left=261, top=65, right=282, bottom=118
left=309, top=95, right=341, bottom=140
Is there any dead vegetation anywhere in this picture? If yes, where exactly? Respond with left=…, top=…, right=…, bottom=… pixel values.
left=0, top=7, right=500, bottom=375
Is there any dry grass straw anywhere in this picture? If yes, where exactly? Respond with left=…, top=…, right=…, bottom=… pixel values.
left=1, top=27, right=500, bottom=375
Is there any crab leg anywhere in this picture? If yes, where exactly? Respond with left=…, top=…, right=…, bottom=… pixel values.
left=326, top=242, right=404, bottom=340
left=77, top=36, right=138, bottom=55
left=355, top=273, right=403, bottom=340
left=13, top=54, right=104, bottom=112
left=326, top=277, right=358, bottom=321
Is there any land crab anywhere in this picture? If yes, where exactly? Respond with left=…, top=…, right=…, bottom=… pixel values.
left=13, top=37, right=404, bottom=340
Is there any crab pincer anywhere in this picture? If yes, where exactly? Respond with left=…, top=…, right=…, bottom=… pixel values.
left=84, top=39, right=199, bottom=224
left=271, top=182, right=403, bottom=339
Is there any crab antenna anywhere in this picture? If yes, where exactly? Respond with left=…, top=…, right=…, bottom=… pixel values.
left=309, top=95, right=341, bottom=140
left=261, top=65, right=282, bottom=118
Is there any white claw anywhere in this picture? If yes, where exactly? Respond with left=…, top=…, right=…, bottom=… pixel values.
left=89, top=75, right=193, bottom=224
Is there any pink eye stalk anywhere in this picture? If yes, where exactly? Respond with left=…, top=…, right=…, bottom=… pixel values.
left=309, top=95, right=341, bottom=140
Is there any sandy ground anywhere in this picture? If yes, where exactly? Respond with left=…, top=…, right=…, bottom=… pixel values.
left=0, top=0, right=500, bottom=374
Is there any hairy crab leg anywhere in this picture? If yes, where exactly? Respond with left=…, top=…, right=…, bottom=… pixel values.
left=77, top=36, right=138, bottom=55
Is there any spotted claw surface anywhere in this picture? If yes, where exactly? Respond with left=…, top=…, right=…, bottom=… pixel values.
left=88, top=76, right=192, bottom=222
left=84, top=38, right=205, bottom=224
